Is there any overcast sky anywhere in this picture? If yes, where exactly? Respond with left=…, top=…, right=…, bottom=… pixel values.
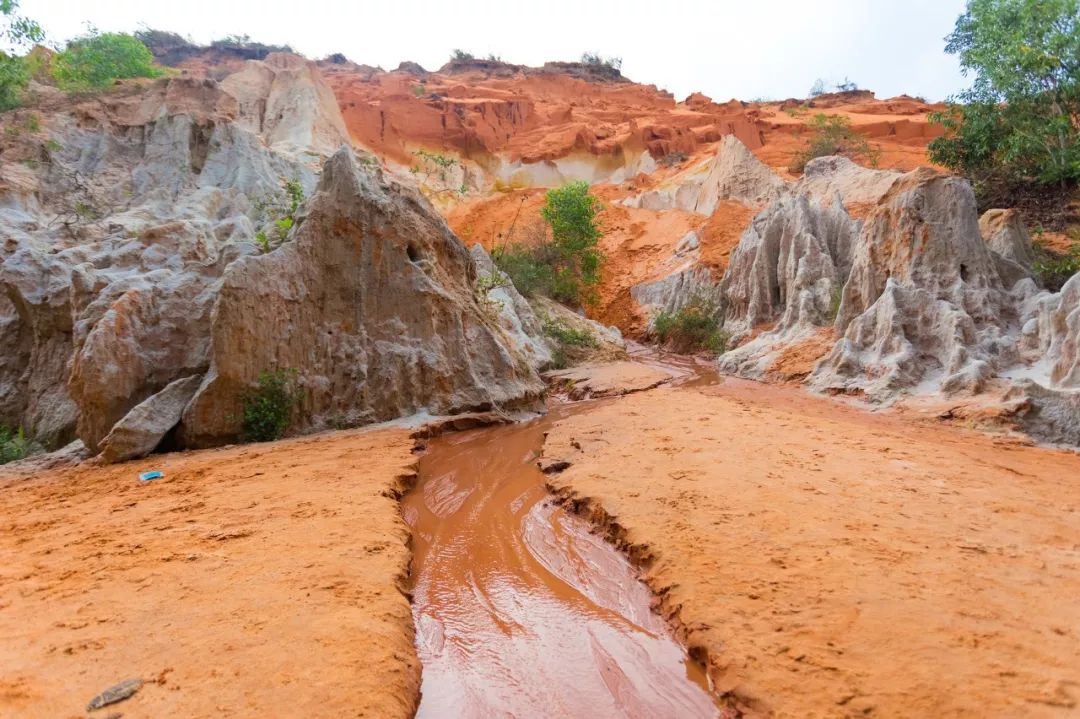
left=21, top=0, right=970, bottom=102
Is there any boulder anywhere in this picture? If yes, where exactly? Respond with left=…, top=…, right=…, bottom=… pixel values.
left=794, top=155, right=900, bottom=209
left=630, top=231, right=723, bottom=321
left=179, top=148, right=544, bottom=446
left=979, top=209, right=1036, bottom=270
left=1014, top=271, right=1080, bottom=389
left=716, top=192, right=858, bottom=378
left=632, top=265, right=719, bottom=318
left=1003, top=380, right=1080, bottom=447
left=0, top=61, right=304, bottom=454
left=979, top=209, right=1035, bottom=288
left=2, top=54, right=544, bottom=459
left=98, top=375, right=203, bottom=463
left=721, top=193, right=858, bottom=338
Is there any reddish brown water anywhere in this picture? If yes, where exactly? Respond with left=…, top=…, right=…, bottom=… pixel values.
left=402, top=387, right=720, bottom=717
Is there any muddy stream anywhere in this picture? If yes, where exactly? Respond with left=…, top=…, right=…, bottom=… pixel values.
left=401, top=354, right=721, bottom=718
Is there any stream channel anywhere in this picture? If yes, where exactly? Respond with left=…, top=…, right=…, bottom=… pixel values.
left=401, top=354, right=722, bottom=718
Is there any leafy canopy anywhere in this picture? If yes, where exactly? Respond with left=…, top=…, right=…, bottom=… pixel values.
left=0, top=0, right=44, bottom=110
left=928, top=0, right=1080, bottom=188
left=539, top=180, right=603, bottom=305
left=493, top=181, right=605, bottom=307
left=52, top=29, right=161, bottom=92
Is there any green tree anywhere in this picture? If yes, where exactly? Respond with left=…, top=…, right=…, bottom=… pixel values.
left=928, top=0, right=1080, bottom=189
left=52, top=29, right=161, bottom=92
left=0, top=0, right=44, bottom=110
left=791, top=113, right=879, bottom=172
left=493, top=181, right=605, bottom=307
left=540, top=180, right=603, bottom=306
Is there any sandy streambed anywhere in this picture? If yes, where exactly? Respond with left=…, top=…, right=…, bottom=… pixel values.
left=0, top=428, right=421, bottom=718
left=542, top=378, right=1080, bottom=717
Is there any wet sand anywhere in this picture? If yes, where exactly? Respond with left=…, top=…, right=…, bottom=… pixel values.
left=0, top=428, right=420, bottom=718
left=542, top=380, right=1080, bottom=716
left=404, top=405, right=720, bottom=718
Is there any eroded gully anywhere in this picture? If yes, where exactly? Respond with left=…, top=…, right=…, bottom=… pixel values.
left=401, top=353, right=721, bottom=718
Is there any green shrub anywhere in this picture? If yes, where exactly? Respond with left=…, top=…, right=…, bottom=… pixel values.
left=791, top=113, right=879, bottom=173
left=0, top=425, right=36, bottom=464
left=253, top=178, right=304, bottom=252
left=52, top=30, right=162, bottom=92
left=928, top=0, right=1080, bottom=190
left=538, top=180, right=603, bottom=301
left=652, top=294, right=729, bottom=355
left=0, top=54, right=29, bottom=111
left=1033, top=242, right=1080, bottom=291
left=411, top=149, right=456, bottom=181
left=451, top=49, right=474, bottom=61
left=493, top=181, right=604, bottom=307
left=542, top=319, right=597, bottom=369
left=242, top=369, right=300, bottom=443
left=492, top=241, right=556, bottom=298
left=0, top=1, right=44, bottom=110
left=543, top=319, right=596, bottom=347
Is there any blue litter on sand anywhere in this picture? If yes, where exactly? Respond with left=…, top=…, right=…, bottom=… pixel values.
left=139, top=471, right=163, bottom=482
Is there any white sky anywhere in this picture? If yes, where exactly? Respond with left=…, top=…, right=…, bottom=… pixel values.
left=21, top=0, right=969, bottom=102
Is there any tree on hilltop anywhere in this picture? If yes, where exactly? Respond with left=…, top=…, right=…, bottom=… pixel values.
left=929, top=0, right=1080, bottom=193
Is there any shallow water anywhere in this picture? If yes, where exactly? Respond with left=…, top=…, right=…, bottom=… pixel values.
left=402, top=376, right=720, bottom=718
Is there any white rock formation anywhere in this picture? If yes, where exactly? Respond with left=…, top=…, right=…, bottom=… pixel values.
left=1, top=55, right=541, bottom=460
left=793, top=155, right=900, bottom=208
left=711, top=155, right=1080, bottom=444
left=631, top=231, right=722, bottom=318
left=623, top=135, right=787, bottom=214
left=470, top=244, right=553, bottom=369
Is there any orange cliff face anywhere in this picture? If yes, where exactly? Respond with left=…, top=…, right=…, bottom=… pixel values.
left=317, top=60, right=944, bottom=178
left=319, top=60, right=766, bottom=171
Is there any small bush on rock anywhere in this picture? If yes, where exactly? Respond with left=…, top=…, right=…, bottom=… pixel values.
left=835, top=77, right=860, bottom=92
left=543, top=319, right=597, bottom=369
left=791, top=113, right=879, bottom=173
left=242, top=369, right=300, bottom=443
left=254, top=179, right=304, bottom=252
left=0, top=425, right=37, bottom=464
left=652, top=294, right=729, bottom=355
left=1033, top=241, right=1080, bottom=291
